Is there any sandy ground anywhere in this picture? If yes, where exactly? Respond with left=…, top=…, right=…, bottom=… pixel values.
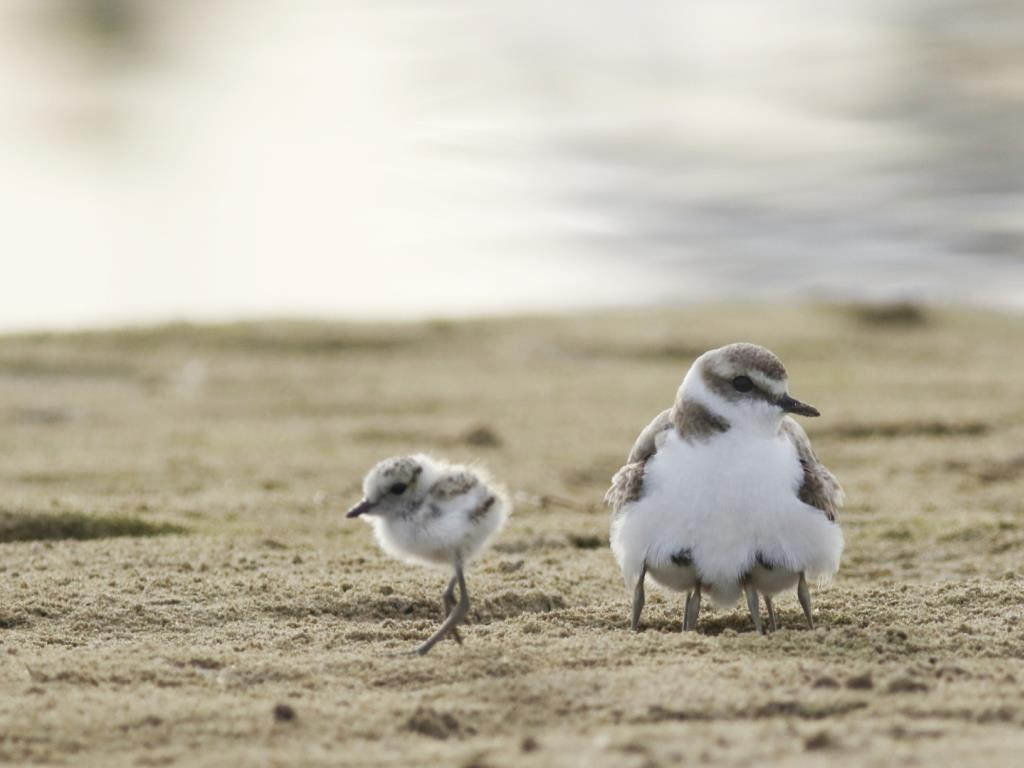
left=1, top=305, right=1022, bottom=767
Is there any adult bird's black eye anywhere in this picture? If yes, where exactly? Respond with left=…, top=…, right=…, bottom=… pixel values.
left=732, top=375, right=754, bottom=393
left=389, top=482, right=408, bottom=495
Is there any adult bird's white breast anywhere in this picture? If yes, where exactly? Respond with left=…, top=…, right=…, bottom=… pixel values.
left=626, top=426, right=841, bottom=605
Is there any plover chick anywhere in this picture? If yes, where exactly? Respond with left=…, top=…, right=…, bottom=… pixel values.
left=606, top=343, right=843, bottom=634
left=346, top=454, right=509, bottom=655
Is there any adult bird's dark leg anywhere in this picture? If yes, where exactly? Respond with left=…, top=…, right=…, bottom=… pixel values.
left=632, top=561, right=647, bottom=632
left=764, top=594, right=777, bottom=633
left=416, top=560, right=469, bottom=655
left=683, top=582, right=702, bottom=632
left=744, top=581, right=763, bottom=635
left=442, top=575, right=463, bottom=645
left=797, top=572, right=815, bottom=630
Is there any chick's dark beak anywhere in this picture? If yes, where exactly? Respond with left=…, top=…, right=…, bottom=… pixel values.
left=778, top=393, right=820, bottom=417
left=346, top=498, right=376, bottom=518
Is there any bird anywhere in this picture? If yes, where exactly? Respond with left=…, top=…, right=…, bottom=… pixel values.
left=606, top=342, right=843, bottom=634
left=346, top=454, right=510, bottom=655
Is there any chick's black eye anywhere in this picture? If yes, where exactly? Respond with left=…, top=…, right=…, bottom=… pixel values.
left=732, top=375, right=753, bottom=393
left=388, top=482, right=408, bottom=495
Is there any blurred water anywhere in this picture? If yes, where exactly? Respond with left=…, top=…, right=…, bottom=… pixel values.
left=2, top=0, right=1023, bottom=330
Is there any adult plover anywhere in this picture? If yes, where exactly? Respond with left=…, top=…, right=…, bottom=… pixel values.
left=606, top=343, right=843, bottom=633
left=346, top=454, right=509, bottom=655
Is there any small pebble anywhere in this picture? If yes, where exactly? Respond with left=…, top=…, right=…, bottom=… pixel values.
left=804, top=731, right=836, bottom=751
left=274, top=703, right=296, bottom=723
left=846, top=672, right=874, bottom=690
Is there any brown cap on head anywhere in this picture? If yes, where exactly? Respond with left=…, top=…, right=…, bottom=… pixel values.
left=716, top=343, right=787, bottom=382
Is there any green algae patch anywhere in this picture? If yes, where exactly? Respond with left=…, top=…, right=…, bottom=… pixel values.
left=0, top=510, right=186, bottom=543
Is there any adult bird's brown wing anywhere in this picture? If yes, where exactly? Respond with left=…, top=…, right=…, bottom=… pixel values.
left=781, top=416, right=844, bottom=522
left=604, top=408, right=673, bottom=514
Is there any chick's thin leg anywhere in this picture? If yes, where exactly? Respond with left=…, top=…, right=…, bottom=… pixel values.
left=416, top=562, right=469, bottom=655
left=442, top=575, right=463, bottom=645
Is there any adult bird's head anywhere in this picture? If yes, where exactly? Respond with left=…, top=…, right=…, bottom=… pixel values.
left=680, top=342, right=819, bottom=433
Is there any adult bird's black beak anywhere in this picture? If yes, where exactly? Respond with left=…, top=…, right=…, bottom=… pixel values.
left=778, top=394, right=820, bottom=417
left=346, top=498, right=376, bottom=518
